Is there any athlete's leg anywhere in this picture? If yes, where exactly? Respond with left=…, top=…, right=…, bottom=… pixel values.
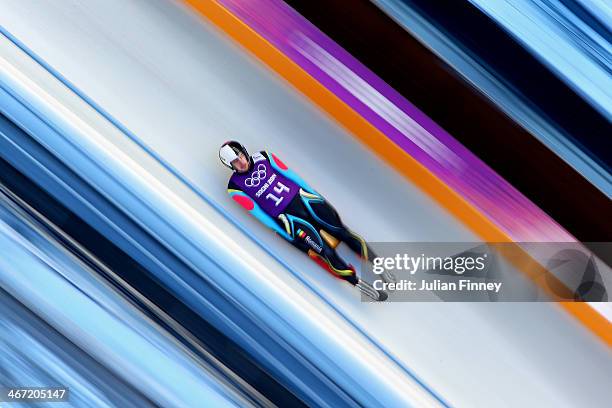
left=280, top=197, right=385, bottom=300
left=304, top=196, right=379, bottom=262
left=301, top=192, right=395, bottom=285
left=290, top=223, right=386, bottom=300
left=281, top=196, right=358, bottom=285
left=317, top=244, right=359, bottom=285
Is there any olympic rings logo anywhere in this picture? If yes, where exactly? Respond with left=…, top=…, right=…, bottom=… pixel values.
left=245, top=164, right=267, bottom=187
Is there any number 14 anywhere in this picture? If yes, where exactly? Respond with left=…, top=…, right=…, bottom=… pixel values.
left=266, top=181, right=290, bottom=206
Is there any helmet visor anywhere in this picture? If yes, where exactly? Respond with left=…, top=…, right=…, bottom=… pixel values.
left=219, top=142, right=249, bottom=171
left=220, top=144, right=239, bottom=167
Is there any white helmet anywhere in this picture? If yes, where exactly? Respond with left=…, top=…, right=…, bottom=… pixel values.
left=219, top=141, right=249, bottom=170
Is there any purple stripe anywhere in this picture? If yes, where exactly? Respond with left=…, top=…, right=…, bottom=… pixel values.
left=217, top=0, right=574, bottom=242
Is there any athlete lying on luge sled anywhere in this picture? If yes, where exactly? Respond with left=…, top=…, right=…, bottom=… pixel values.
left=219, top=141, right=395, bottom=301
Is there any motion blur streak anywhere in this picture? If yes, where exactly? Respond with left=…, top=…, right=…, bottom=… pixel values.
left=468, top=0, right=612, bottom=122
left=372, top=0, right=612, bottom=198
left=0, top=190, right=247, bottom=407
left=209, top=0, right=574, bottom=243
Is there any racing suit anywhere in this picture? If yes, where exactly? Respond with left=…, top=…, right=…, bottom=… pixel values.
left=227, top=151, right=377, bottom=285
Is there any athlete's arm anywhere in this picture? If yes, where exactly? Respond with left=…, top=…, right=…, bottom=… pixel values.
left=262, top=151, right=318, bottom=195
left=228, top=182, right=293, bottom=241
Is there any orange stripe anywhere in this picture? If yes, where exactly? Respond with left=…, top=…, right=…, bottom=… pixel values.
left=562, top=303, right=612, bottom=345
left=183, top=0, right=611, bottom=347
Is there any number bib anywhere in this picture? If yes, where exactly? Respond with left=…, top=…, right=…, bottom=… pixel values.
left=230, top=153, right=299, bottom=217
